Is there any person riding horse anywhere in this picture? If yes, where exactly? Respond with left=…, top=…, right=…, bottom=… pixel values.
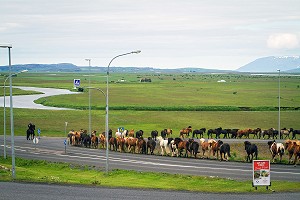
left=27, top=122, right=35, bottom=140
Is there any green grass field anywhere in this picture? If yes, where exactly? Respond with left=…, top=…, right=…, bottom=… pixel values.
left=1, top=72, right=300, bottom=137
left=1, top=157, right=299, bottom=193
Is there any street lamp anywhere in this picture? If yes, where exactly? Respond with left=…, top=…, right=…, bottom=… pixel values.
left=85, top=59, right=91, bottom=136
left=0, top=44, right=15, bottom=179
left=105, top=50, right=141, bottom=173
left=3, top=69, right=28, bottom=159
left=277, top=69, right=281, bottom=139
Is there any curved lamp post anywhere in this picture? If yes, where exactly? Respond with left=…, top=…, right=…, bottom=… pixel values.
left=85, top=59, right=92, bottom=136
left=0, top=44, right=16, bottom=179
left=277, top=69, right=281, bottom=139
left=3, top=69, right=28, bottom=159
left=105, top=50, right=141, bottom=173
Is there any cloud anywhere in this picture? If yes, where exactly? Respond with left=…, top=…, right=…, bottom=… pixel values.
left=267, top=33, right=299, bottom=49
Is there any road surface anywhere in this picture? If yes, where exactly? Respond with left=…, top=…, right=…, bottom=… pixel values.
left=0, top=86, right=78, bottom=110
left=1, top=136, right=300, bottom=182
left=1, top=182, right=299, bottom=200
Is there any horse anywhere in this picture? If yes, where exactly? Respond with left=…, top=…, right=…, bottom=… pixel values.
left=284, top=139, right=297, bottom=164
left=217, top=140, right=231, bottom=161
left=291, top=128, right=300, bottom=140
left=161, top=128, right=172, bottom=139
left=125, top=137, right=138, bottom=153
left=128, top=129, right=135, bottom=137
left=248, top=128, right=261, bottom=139
left=268, top=140, right=285, bottom=163
left=207, top=127, right=222, bottom=139
left=292, top=140, right=300, bottom=166
left=199, top=138, right=215, bottom=159
left=116, top=137, right=125, bottom=152
left=115, top=129, right=128, bottom=138
left=82, top=134, right=91, bottom=148
left=192, top=128, right=206, bottom=139
left=156, top=136, right=171, bottom=156
left=174, top=138, right=190, bottom=157
left=244, top=141, right=258, bottom=162
left=189, top=139, right=199, bottom=159
left=146, top=137, right=156, bottom=155
left=151, top=130, right=158, bottom=140
left=135, top=130, right=144, bottom=138
left=109, top=137, right=117, bottom=151
left=280, top=128, right=292, bottom=139
left=90, top=131, right=99, bottom=149
left=262, top=128, right=277, bottom=140
left=136, top=138, right=147, bottom=154
left=99, top=133, right=106, bottom=149
left=26, top=123, right=35, bottom=140
left=179, top=126, right=192, bottom=139
left=237, top=128, right=252, bottom=139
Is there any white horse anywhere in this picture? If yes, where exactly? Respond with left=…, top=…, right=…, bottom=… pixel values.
left=156, top=136, right=170, bottom=156
left=115, top=131, right=122, bottom=138
left=116, top=129, right=128, bottom=138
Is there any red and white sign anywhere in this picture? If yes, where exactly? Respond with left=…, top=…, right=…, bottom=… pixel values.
left=253, top=160, right=270, bottom=186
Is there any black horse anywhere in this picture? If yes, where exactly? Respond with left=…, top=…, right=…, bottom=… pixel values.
left=192, top=128, right=206, bottom=139
left=26, top=123, right=35, bottom=140
left=244, top=141, right=258, bottom=162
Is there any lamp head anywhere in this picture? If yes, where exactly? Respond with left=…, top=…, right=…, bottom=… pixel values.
left=131, top=50, right=141, bottom=54
left=0, top=44, right=12, bottom=48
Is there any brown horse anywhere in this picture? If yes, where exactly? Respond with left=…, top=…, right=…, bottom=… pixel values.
left=125, top=137, right=138, bottom=153
left=109, top=137, right=117, bottom=151
left=179, top=126, right=192, bottom=139
left=98, top=133, right=106, bottom=149
left=284, top=139, right=296, bottom=164
left=116, top=137, right=125, bottom=152
left=91, top=130, right=98, bottom=149
left=128, top=129, right=135, bottom=137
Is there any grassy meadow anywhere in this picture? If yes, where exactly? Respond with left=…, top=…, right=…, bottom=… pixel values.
left=0, top=72, right=300, bottom=137
left=1, top=157, right=300, bottom=193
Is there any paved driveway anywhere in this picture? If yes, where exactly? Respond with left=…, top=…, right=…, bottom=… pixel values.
left=0, top=86, right=79, bottom=110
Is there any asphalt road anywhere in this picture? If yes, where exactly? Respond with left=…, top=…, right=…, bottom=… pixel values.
left=1, top=136, right=300, bottom=182
left=0, top=86, right=78, bottom=110
left=1, top=182, right=299, bottom=200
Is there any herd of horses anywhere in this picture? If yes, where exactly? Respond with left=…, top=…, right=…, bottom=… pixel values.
left=187, top=127, right=300, bottom=140
left=64, top=126, right=300, bottom=166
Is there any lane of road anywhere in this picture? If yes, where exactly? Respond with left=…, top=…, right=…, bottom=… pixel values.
left=2, top=182, right=299, bottom=200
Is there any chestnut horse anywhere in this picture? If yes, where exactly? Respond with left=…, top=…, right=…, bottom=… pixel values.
left=179, top=126, right=192, bottom=139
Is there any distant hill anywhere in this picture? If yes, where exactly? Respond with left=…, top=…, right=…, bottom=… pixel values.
left=237, top=56, right=300, bottom=72
left=0, top=63, right=80, bottom=72
left=0, top=63, right=232, bottom=73
left=1, top=56, right=300, bottom=73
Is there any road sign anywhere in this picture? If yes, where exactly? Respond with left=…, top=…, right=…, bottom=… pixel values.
left=74, top=79, right=80, bottom=87
left=64, top=140, right=67, bottom=146
left=253, top=160, right=270, bottom=188
left=118, top=127, right=125, bottom=132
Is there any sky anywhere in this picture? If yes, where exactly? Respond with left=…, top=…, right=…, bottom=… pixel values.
left=0, top=0, right=299, bottom=70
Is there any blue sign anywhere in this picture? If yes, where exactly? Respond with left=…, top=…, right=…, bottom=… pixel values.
left=64, top=140, right=67, bottom=146
left=74, top=79, right=80, bottom=87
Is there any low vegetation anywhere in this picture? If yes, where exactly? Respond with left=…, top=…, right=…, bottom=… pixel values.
left=0, top=157, right=299, bottom=193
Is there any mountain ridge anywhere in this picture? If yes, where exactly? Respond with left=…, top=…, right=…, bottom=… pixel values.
left=1, top=56, right=300, bottom=73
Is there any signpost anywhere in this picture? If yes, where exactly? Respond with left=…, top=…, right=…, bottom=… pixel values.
left=73, top=79, right=80, bottom=89
left=253, top=160, right=271, bottom=190
left=64, top=139, right=67, bottom=154
left=37, top=128, right=41, bottom=139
